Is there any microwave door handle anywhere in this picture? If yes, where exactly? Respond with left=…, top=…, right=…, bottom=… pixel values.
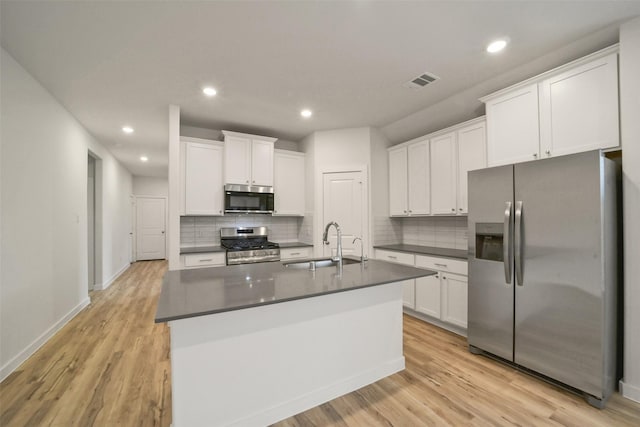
left=503, top=202, right=513, bottom=284
left=514, top=201, right=523, bottom=286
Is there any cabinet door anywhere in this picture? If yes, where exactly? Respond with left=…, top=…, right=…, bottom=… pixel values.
left=251, top=139, right=275, bottom=186
left=441, top=273, right=468, bottom=328
left=274, top=151, right=304, bottom=215
left=388, top=146, right=408, bottom=216
left=430, top=132, right=457, bottom=215
left=486, top=84, right=540, bottom=166
left=457, top=121, right=487, bottom=214
left=539, top=53, right=619, bottom=158
left=415, top=274, right=441, bottom=318
left=185, top=142, right=224, bottom=215
left=401, top=279, right=416, bottom=309
left=407, top=140, right=430, bottom=215
left=224, top=136, right=252, bottom=185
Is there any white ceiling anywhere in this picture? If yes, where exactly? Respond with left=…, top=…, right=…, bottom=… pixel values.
left=2, top=1, right=639, bottom=178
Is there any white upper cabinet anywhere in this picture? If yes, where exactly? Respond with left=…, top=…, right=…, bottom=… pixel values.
left=222, top=131, right=276, bottom=187
left=183, top=138, right=224, bottom=216
left=482, top=46, right=619, bottom=166
left=273, top=150, right=305, bottom=216
left=456, top=120, right=487, bottom=214
left=430, top=132, right=457, bottom=215
left=407, top=141, right=430, bottom=215
left=389, top=146, right=409, bottom=216
left=388, top=117, right=486, bottom=217
left=389, top=140, right=430, bottom=216
left=539, top=52, right=619, bottom=158
left=485, top=84, right=541, bottom=166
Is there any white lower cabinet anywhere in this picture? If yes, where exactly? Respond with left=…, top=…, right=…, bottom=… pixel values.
left=374, top=249, right=416, bottom=308
left=400, top=280, right=416, bottom=309
left=441, top=273, right=468, bottom=329
left=415, top=274, right=441, bottom=318
left=375, top=248, right=468, bottom=333
left=280, top=246, right=313, bottom=261
left=182, top=252, right=226, bottom=269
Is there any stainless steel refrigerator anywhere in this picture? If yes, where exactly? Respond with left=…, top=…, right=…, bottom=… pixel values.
left=467, top=150, right=618, bottom=408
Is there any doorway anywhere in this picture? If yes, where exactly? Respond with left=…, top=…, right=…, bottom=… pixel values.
left=322, top=170, right=368, bottom=258
left=88, top=156, right=95, bottom=290
left=135, top=196, right=167, bottom=260
left=87, top=152, right=103, bottom=291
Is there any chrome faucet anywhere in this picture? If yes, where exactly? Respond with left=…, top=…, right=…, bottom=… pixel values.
left=323, top=221, right=342, bottom=271
left=352, top=237, right=367, bottom=262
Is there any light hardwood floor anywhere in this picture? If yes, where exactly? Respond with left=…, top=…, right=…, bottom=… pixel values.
left=1, top=260, right=639, bottom=426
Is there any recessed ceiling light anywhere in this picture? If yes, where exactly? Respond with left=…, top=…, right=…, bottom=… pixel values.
left=140, top=156, right=148, bottom=162
left=487, top=39, right=508, bottom=53
left=203, top=87, right=217, bottom=97
left=122, top=126, right=134, bottom=134
left=300, top=109, right=312, bottom=118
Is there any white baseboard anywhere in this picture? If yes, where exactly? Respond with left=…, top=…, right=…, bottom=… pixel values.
left=620, top=380, right=640, bottom=403
left=231, top=358, right=405, bottom=427
left=0, top=297, right=90, bottom=382
left=94, top=262, right=130, bottom=291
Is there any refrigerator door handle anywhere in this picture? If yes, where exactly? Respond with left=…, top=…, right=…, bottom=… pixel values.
left=503, top=201, right=513, bottom=284
left=514, top=201, right=523, bottom=286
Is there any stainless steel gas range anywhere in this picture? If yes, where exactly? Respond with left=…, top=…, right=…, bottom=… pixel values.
left=220, top=227, right=280, bottom=265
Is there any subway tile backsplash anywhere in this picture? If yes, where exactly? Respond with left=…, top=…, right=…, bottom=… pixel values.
left=400, top=216, right=468, bottom=250
left=180, top=215, right=304, bottom=247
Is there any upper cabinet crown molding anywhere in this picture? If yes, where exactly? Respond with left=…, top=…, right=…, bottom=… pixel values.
left=220, top=130, right=277, bottom=143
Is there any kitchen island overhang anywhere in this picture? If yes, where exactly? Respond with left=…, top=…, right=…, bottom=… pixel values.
left=155, top=258, right=436, bottom=427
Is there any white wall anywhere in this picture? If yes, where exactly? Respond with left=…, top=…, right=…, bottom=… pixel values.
left=619, top=16, right=640, bottom=403
left=133, top=176, right=168, bottom=197
left=0, top=48, right=132, bottom=381
left=304, top=128, right=372, bottom=254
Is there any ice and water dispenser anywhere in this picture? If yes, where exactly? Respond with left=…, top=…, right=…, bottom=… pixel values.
left=475, top=223, right=504, bottom=262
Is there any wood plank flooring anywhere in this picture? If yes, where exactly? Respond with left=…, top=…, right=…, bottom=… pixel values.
left=1, top=260, right=639, bottom=426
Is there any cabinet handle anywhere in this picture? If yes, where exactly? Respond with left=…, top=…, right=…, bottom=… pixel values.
left=403, top=210, right=407, bottom=214
left=451, top=208, right=455, bottom=212
left=290, top=252, right=300, bottom=256
left=408, top=210, right=412, bottom=213
left=388, top=255, right=397, bottom=259
left=458, top=208, right=463, bottom=211
left=199, top=259, right=213, bottom=262
left=219, top=210, right=222, bottom=214
left=435, top=263, right=448, bottom=267
left=545, top=149, right=551, bottom=156
left=533, top=153, right=538, bottom=158
left=246, top=180, right=249, bottom=184
left=442, top=275, right=447, bottom=279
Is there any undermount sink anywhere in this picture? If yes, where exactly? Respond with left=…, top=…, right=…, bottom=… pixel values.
left=283, top=257, right=361, bottom=269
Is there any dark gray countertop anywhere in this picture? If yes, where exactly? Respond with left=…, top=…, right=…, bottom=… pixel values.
left=276, top=242, right=314, bottom=249
left=180, top=246, right=225, bottom=254
left=374, top=244, right=468, bottom=260
left=155, top=257, right=436, bottom=323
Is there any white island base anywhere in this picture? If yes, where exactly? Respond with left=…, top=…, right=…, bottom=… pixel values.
left=169, top=282, right=404, bottom=427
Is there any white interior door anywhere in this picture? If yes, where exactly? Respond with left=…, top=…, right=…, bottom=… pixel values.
left=136, top=197, right=166, bottom=261
left=322, top=171, right=365, bottom=258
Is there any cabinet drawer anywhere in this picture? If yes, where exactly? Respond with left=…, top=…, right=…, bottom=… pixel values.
left=415, top=255, right=467, bottom=275
left=374, top=249, right=415, bottom=266
left=280, top=247, right=313, bottom=261
left=184, top=252, right=226, bottom=267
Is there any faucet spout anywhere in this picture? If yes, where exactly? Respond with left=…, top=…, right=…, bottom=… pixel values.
left=323, top=221, right=343, bottom=272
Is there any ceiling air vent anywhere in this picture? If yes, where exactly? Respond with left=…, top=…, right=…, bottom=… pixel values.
left=403, top=72, right=440, bottom=89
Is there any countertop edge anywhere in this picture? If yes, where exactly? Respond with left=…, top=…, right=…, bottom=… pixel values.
left=373, top=244, right=468, bottom=260
left=155, top=268, right=435, bottom=323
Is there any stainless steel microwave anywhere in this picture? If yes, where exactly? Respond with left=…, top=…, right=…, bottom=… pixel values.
left=224, top=184, right=274, bottom=214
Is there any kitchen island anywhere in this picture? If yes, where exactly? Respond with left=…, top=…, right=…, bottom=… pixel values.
left=155, top=257, right=435, bottom=427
